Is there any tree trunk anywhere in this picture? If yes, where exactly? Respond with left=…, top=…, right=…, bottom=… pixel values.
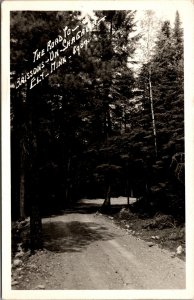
left=130, top=186, right=134, bottom=197
left=104, top=105, right=111, bottom=144
left=19, top=89, right=27, bottom=220
left=30, top=204, right=43, bottom=253
left=126, top=177, right=130, bottom=206
left=149, top=68, right=157, bottom=158
left=65, top=156, right=72, bottom=205
left=26, top=80, right=43, bottom=253
left=127, top=195, right=130, bottom=206
left=124, top=112, right=127, bottom=133
left=144, top=13, right=158, bottom=159
left=19, top=166, right=25, bottom=219
left=101, top=184, right=111, bottom=213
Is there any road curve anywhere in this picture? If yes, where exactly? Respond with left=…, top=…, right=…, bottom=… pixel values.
left=15, top=204, right=185, bottom=290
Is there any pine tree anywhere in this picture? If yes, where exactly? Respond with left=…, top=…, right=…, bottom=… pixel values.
left=83, top=11, right=139, bottom=209
left=137, top=12, right=184, bottom=217
left=10, top=11, right=84, bottom=249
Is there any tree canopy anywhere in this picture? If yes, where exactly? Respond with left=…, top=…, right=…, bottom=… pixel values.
left=10, top=10, right=185, bottom=250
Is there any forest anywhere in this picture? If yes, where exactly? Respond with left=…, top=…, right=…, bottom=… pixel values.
left=10, top=10, right=184, bottom=251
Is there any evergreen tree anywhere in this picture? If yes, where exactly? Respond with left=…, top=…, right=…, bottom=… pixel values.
left=10, top=11, right=84, bottom=249
left=137, top=12, right=184, bottom=217
left=83, top=11, right=139, bottom=208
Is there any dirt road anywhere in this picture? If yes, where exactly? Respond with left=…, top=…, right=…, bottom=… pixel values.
left=14, top=200, right=185, bottom=290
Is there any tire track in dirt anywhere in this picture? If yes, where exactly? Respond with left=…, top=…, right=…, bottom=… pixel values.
left=12, top=209, right=185, bottom=290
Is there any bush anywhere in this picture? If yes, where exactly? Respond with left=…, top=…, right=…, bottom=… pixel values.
left=142, top=213, right=176, bottom=230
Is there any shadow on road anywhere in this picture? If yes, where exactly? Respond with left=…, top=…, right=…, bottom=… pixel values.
left=62, top=204, right=127, bottom=215
left=62, top=205, right=101, bottom=215
left=42, top=221, right=116, bottom=253
left=46, top=204, right=128, bottom=217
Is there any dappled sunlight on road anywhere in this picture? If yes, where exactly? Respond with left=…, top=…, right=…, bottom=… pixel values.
left=80, top=197, right=137, bottom=206
left=42, top=220, right=116, bottom=253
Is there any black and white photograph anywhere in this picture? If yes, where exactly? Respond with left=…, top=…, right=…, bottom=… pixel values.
left=1, top=0, right=194, bottom=299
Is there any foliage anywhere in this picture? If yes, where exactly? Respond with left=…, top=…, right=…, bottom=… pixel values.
left=137, top=11, right=184, bottom=217
left=11, top=10, right=185, bottom=250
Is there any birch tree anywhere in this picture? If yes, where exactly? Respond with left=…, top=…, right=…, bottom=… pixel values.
left=137, top=10, right=161, bottom=158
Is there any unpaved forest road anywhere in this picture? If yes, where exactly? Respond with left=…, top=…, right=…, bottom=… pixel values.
left=16, top=200, right=185, bottom=290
